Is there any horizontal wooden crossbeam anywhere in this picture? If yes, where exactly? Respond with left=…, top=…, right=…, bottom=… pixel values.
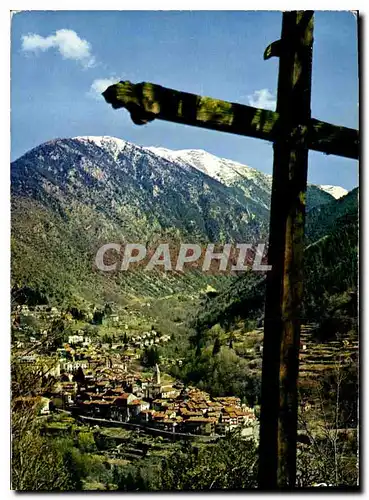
left=103, top=81, right=359, bottom=160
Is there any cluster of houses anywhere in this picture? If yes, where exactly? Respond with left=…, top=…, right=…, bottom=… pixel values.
left=12, top=304, right=67, bottom=323
left=144, top=385, right=256, bottom=436
left=15, top=340, right=256, bottom=437
left=50, top=362, right=256, bottom=437
left=130, top=330, right=171, bottom=349
left=12, top=305, right=256, bottom=438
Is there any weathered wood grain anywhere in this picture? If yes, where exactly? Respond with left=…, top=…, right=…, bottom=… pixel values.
left=103, top=81, right=358, bottom=160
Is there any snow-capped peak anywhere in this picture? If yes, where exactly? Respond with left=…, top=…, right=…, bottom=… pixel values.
left=319, top=185, right=348, bottom=199
left=144, top=146, right=181, bottom=164
left=73, top=135, right=127, bottom=148
left=145, top=146, right=268, bottom=185
left=73, top=136, right=130, bottom=160
left=143, top=145, right=273, bottom=209
left=72, top=137, right=348, bottom=205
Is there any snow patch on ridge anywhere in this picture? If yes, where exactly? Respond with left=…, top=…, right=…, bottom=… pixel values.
left=145, top=146, right=270, bottom=186
left=319, top=185, right=348, bottom=199
left=73, top=136, right=131, bottom=161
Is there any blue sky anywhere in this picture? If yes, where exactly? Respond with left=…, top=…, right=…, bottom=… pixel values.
left=11, top=10, right=358, bottom=189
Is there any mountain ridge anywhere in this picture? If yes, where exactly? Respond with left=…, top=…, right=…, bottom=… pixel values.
left=11, top=135, right=355, bottom=308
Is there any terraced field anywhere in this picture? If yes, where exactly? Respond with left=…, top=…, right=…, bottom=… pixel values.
left=232, top=323, right=358, bottom=386
left=299, top=324, right=358, bottom=380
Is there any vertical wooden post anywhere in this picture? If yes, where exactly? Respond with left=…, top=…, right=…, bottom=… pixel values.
left=258, top=11, right=314, bottom=489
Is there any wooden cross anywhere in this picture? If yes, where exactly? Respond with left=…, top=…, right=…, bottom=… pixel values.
left=103, top=11, right=358, bottom=489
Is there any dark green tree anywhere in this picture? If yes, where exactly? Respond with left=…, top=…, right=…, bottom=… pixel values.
left=212, top=336, right=221, bottom=356
left=141, top=346, right=160, bottom=367
left=73, top=366, right=85, bottom=385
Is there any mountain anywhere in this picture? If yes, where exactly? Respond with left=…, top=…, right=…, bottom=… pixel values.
left=145, top=147, right=273, bottom=210
left=11, top=136, right=273, bottom=244
left=305, top=187, right=358, bottom=244
left=319, top=185, right=348, bottom=199
left=11, top=135, right=346, bottom=308
left=146, top=146, right=336, bottom=212
left=193, top=188, right=358, bottom=331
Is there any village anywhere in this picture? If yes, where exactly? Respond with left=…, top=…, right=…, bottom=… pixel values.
left=12, top=304, right=257, bottom=438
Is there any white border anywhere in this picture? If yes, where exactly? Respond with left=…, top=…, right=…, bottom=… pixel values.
left=2, top=3, right=366, bottom=499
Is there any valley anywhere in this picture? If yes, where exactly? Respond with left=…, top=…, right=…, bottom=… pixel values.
left=11, top=136, right=358, bottom=490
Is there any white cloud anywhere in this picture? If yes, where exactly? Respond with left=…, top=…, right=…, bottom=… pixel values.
left=88, top=78, right=117, bottom=100
left=247, top=88, right=276, bottom=111
left=21, top=29, right=95, bottom=68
